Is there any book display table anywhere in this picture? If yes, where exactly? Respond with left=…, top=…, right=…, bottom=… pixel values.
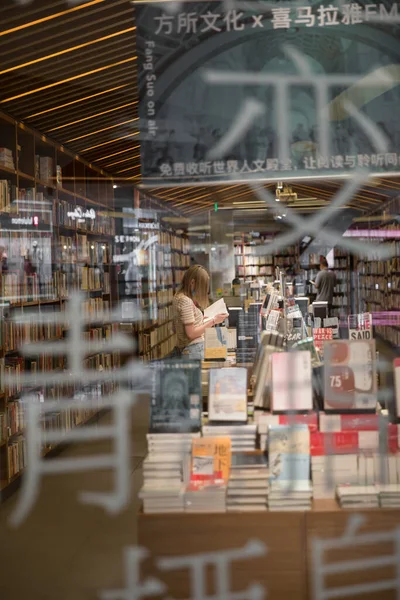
left=138, top=502, right=400, bottom=600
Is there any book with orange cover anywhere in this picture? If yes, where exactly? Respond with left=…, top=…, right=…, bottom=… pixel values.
left=191, top=436, right=231, bottom=483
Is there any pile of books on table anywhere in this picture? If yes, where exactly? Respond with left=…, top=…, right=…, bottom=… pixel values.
left=184, top=479, right=227, bottom=513
left=139, top=483, right=186, bottom=514
left=268, top=423, right=313, bottom=511
left=311, top=454, right=359, bottom=500
left=227, top=454, right=269, bottom=512
left=379, top=484, right=400, bottom=508
left=202, top=424, right=257, bottom=452
left=268, top=480, right=313, bottom=511
left=140, top=453, right=186, bottom=514
left=336, top=484, right=379, bottom=509
left=146, top=432, right=199, bottom=455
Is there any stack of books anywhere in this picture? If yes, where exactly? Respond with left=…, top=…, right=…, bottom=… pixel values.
left=139, top=483, right=186, bottom=514
left=227, top=466, right=268, bottom=512
left=268, top=480, right=313, bottom=511
left=184, top=479, right=226, bottom=513
left=379, top=484, right=400, bottom=508
left=256, top=412, right=318, bottom=452
left=139, top=453, right=189, bottom=514
left=202, top=425, right=256, bottom=452
left=336, top=484, right=379, bottom=509
left=311, top=454, right=359, bottom=499
left=0, top=147, right=14, bottom=170
left=146, top=432, right=200, bottom=455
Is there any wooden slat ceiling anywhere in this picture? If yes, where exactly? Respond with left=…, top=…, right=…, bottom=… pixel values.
left=1, top=0, right=400, bottom=216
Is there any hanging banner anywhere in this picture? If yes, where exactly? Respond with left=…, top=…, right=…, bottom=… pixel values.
left=136, top=1, right=400, bottom=185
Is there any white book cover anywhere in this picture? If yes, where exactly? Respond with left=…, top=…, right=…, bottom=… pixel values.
left=203, top=424, right=256, bottom=435
left=204, top=298, right=228, bottom=321
left=147, top=433, right=200, bottom=440
left=208, top=367, right=247, bottom=422
left=271, top=351, right=312, bottom=412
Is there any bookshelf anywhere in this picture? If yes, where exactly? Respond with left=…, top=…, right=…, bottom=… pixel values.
left=234, top=239, right=297, bottom=279
left=355, top=199, right=400, bottom=345
left=132, top=227, right=190, bottom=361
left=331, top=249, right=351, bottom=319
left=0, top=110, right=120, bottom=496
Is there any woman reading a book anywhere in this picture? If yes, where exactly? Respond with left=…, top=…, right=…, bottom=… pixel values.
left=172, top=265, right=227, bottom=359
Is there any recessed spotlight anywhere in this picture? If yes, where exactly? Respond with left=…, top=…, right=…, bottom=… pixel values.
left=275, top=198, right=280, bottom=202
left=113, top=184, right=118, bottom=189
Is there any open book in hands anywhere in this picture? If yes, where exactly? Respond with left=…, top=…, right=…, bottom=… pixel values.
left=204, top=298, right=229, bottom=324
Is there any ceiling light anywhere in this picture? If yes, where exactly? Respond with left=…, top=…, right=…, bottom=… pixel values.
left=276, top=215, right=282, bottom=220
left=275, top=198, right=280, bottom=202
left=113, top=185, right=118, bottom=189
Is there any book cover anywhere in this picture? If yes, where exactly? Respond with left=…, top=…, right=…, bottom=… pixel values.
left=324, top=340, right=377, bottom=411
left=150, top=360, right=202, bottom=433
left=271, top=351, right=313, bottom=412
left=191, top=436, right=231, bottom=482
left=257, top=412, right=318, bottom=434
left=268, top=424, right=310, bottom=483
left=208, top=368, right=247, bottom=422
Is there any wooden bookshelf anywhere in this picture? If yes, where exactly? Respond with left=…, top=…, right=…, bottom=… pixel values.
left=234, top=238, right=297, bottom=279
left=0, top=109, right=120, bottom=496
left=355, top=205, right=400, bottom=346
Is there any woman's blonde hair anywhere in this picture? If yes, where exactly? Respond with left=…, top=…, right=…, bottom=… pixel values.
left=177, top=264, right=209, bottom=310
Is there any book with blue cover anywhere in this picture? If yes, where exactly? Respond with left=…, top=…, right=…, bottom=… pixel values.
left=268, top=424, right=310, bottom=484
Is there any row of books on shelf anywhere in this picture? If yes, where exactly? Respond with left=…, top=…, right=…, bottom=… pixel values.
left=234, top=245, right=297, bottom=256
left=6, top=400, right=24, bottom=436
left=332, top=295, right=349, bottom=306
left=156, top=268, right=185, bottom=287
left=1, top=357, right=23, bottom=396
left=156, top=304, right=173, bottom=323
left=54, top=199, right=115, bottom=235
left=77, top=266, right=110, bottom=292
left=157, top=289, right=173, bottom=305
left=333, top=258, right=348, bottom=268
left=373, top=324, right=400, bottom=345
left=357, top=246, right=400, bottom=274
left=82, top=323, right=117, bottom=344
left=83, top=297, right=111, bottom=319
left=3, top=397, right=106, bottom=481
left=8, top=435, right=26, bottom=479
left=0, top=148, right=15, bottom=170
left=235, top=255, right=274, bottom=266
left=142, top=334, right=176, bottom=361
left=236, top=266, right=274, bottom=276
left=3, top=319, right=63, bottom=352
left=2, top=273, right=42, bottom=304
left=138, top=324, right=175, bottom=355
left=158, top=230, right=190, bottom=253
left=76, top=235, right=110, bottom=265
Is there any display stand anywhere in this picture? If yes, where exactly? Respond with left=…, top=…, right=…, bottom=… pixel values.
left=138, top=503, right=400, bottom=600
left=138, top=511, right=307, bottom=600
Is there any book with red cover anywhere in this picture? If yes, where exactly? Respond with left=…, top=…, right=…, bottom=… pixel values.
left=310, top=431, right=398, bottom=456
